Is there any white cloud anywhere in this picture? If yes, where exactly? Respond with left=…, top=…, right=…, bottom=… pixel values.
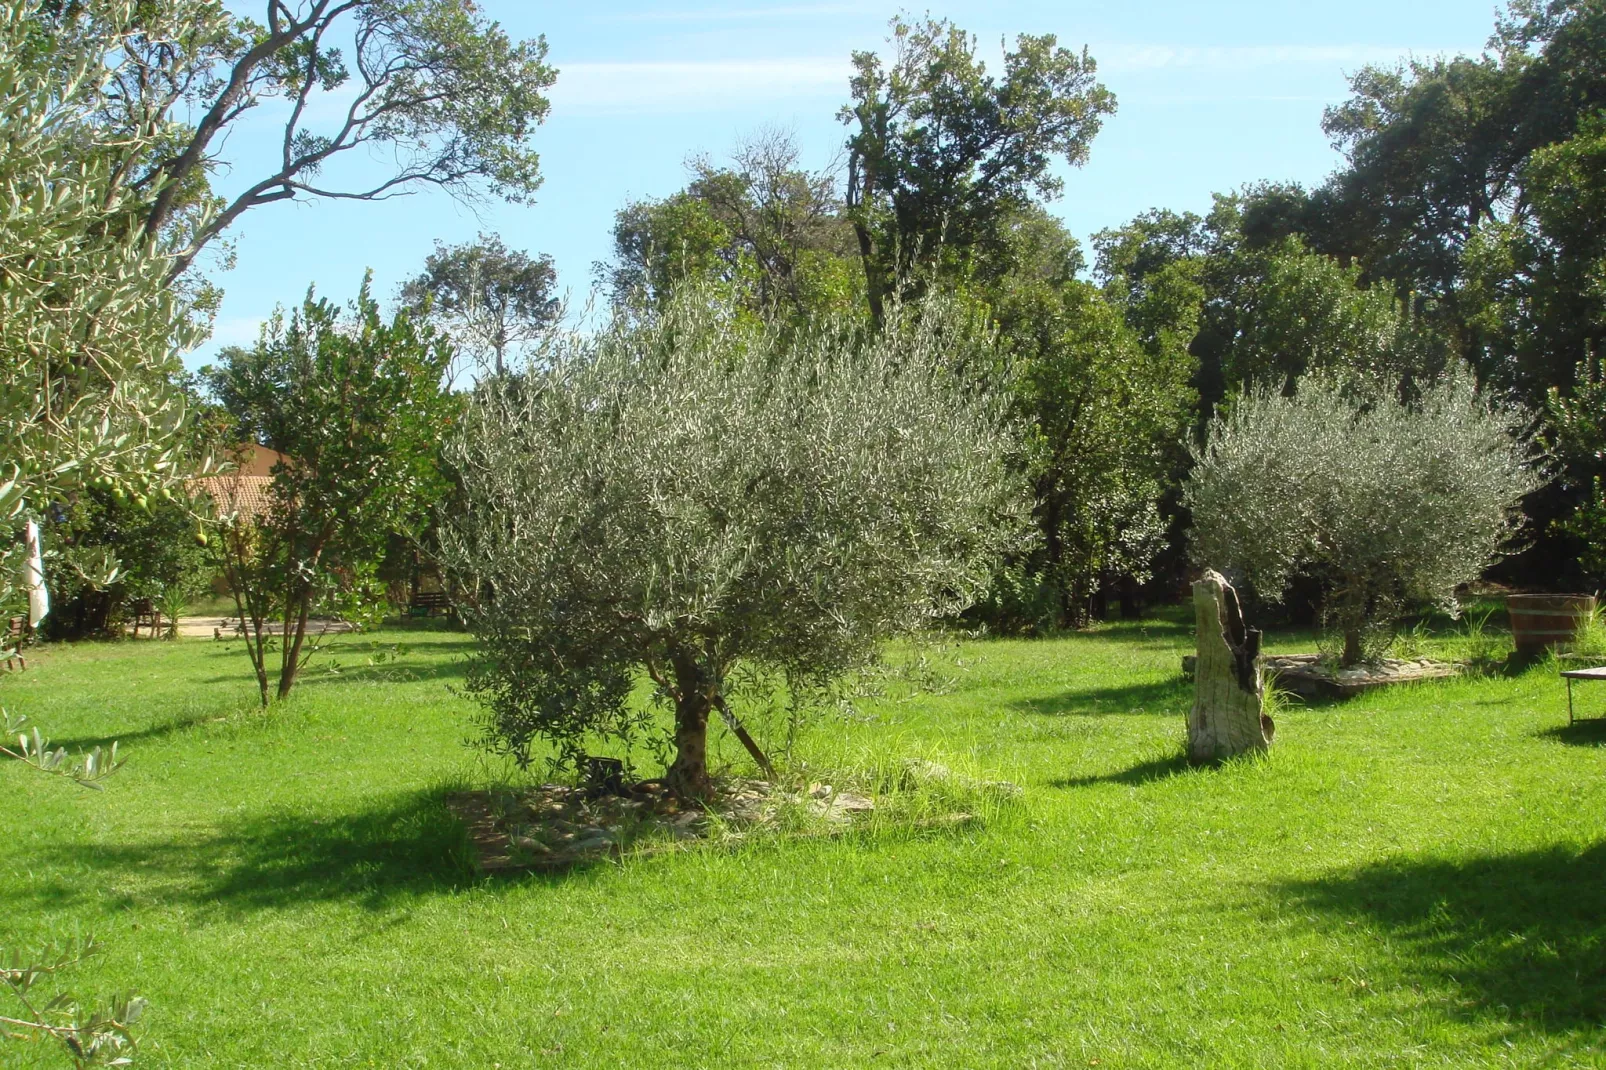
left=551, top=58, right=851, bottom=114
left=1095, top=43, right=1478, bottom=74
left=543, top=43, right=1484, bottom=117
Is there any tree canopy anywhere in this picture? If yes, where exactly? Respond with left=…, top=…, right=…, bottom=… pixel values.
left=400, top=233, right=559, bottom=377
left=840, top=15, right=1115, bottom=325
left=39, top=0, right=557, bottom=279
left=604, top=130, right=861, bottom=323
left=440, top=287, right=1020, bottom=798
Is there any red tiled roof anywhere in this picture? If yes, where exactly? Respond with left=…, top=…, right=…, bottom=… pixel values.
left=191, top=443, right=293, bottom=522
left=193, top=474, right=277, bottom=522
left=223, top=443, right=290, bottom=478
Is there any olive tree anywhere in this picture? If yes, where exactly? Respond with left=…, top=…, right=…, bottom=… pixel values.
left=440, top=290, right=1020, bottom=799
left=0, top=0, right=207, bottom=536
left=1185, top=371, right=1541, bottom=666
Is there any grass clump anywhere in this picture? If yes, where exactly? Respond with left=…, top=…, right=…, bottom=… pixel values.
left=1567, top=605, right=1606, bottom=660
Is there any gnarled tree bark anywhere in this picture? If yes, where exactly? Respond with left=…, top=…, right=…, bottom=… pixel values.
left=1189, top=569, right=1274, bottom=763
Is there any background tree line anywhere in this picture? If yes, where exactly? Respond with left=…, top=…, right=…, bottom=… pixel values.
left=600, top=3, right=1606, bottom=629
left=24, top=1, right=1603, bottom=652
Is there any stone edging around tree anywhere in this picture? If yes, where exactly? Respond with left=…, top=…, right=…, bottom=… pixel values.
left=1182, top=653, right=1460, bottom=699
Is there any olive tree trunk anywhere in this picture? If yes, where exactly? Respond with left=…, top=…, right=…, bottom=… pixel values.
left=665, top=647, right=716, bottom=800
left=1189, top=569, right=1274, bottom=763
left=666, top=698, right=713, bottom=800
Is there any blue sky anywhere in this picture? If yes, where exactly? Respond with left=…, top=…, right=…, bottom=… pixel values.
left=192, top=0, right=1500, bottom=366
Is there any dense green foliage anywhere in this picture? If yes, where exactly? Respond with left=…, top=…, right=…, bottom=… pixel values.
left=1548, top=356, right=1606, bottom=586
left=5, top=620, right=1606, bottom=1066
left=441, top=289, right=1019, bottom=797
left=40, top=488, right=212, bottom=640
left=203, top=278, right=455, bottom=704
left=1186, top=373, right=1540, bottom=664
left=980, top=208, right=1196, bottom=630
left=840, top=15, right=1115, bottom=326
left=1092, top=200, right=1448, bottom=417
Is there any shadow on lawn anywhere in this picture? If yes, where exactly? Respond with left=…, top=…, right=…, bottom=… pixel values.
left=1010, top=676, right=1189, bottom=718
left=198, top=642, right=471, bottom=689
left=1536, top=718, right=1606, bottom=747
left=200, top=637, right=474, bottom=660
left=33, top=788, right=511, bottom=913
left=1049, top=751, right=1191, bottom=789
left=1282, top=842, right=1606, bottom=1031
left=47, top=708, right=231, bottom=752
left=293, top=656, right=469, bottom=690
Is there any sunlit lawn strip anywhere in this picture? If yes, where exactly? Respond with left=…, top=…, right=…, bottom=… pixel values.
left=3, top=617, right=1603, bottom=1067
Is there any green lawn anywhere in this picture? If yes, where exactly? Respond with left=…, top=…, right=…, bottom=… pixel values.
left=5, top=617, right=1605, bottom=1067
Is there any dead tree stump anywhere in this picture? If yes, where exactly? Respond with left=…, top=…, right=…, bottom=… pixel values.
left=1189, top=569, right=1274, bottom=763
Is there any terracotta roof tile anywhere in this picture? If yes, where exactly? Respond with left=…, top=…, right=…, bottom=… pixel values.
left=193, top=474, right=277, bottom=522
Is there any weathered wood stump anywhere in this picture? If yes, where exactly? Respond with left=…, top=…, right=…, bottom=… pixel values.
left=1189, top=569, right=1274, bottom=763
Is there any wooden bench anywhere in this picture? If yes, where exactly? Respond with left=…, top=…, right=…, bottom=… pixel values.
left=1561, top=666, right=1606, bottom=724
left=127, top=598, right=162, bottom=639
left=408, top=590, right=453, bottom=618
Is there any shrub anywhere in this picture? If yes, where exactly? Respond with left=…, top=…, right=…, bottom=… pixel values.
left=440, top=289, right=1021, bottom=798
left=203, top=277, right=456, bottom=704
left=1185, top=371, right=1541, bottom=665
left=40, top=487, right=213, bottom=639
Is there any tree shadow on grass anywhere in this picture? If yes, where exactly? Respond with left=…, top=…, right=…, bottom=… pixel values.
left=1281, top=843, right=1606, bottom=1031
left=197, top=648, right=471, bottom=689
left=1010, top=676, right=1190, bottom=718
left=1048, top=751, right=1192, bottom=789
left=28, top=788, right=527, bottom=915
left=46, top=708, right=233, bottom=752
left=292, top=657, right=469, bottom=690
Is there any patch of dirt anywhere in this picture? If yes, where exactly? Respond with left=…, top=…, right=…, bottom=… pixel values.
left=447, top=777, right=885, bottom=874
left=124, top=616, right=359, bottom=640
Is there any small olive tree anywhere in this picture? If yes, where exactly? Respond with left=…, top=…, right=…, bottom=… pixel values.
left=440, top=290, right=1020, bottom=799
left=1185, top=371, right=1541, bottom=666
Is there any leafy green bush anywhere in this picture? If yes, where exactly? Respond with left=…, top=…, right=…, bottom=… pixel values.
left=1549, top=357, right=1606, bottom=590
left=39, top=487, right=213, bottom=639
left=203, top=277, right=456, bottom=704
